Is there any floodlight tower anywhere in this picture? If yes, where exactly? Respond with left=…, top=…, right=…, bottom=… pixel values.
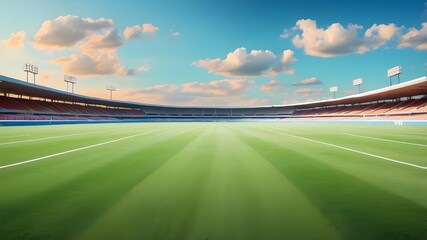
left=64, top=75, right=77, bottom=93
left=387, top=66, right=402, bottom=86
left=23, top=63, right=39, bottom=84
left=353, top=78, right=363, bottom=93
left=106, top=84, right=117, bottom=100
left=330, top=86, right=338, bottom=99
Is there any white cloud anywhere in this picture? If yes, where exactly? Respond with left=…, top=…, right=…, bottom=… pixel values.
left=123, top=26, right=141, bottom=40
left=33, top=15, right=114, bottom=49
left=260, top=80, right=285, bottom=92
left=182, top=79, right=254, bottom=97
left=398, top=22, right=427, bottom=50
left=124, top=23, right=160, bottom=40
left=279, top=28, right=296, bottom=39
left=171, top=31, right=180, bottom=37
left=361, top=24, right=400, bottom=52
left=290, top=19, right=399, bottom=57
left=193, top=48, right=296, bottom=77
left=33, top=15, right=148, bottom=77
left=1, top=31, right=26, bottom=50
left=291, top=77, right=323, bottom=86
left=273, top=50, right=297, bottom=75
left=51, top=54, right=120, bottom=76
left=81, top=29, right=122, bottom=51
left=142, top=23, right=160, bottom=33
left=116, top=65, right=151, bottom=76
left=125, top=79, right=263, bottom=106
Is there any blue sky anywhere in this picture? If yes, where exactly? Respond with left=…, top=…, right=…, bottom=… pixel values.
left=0, top=0, right=426, bottom=106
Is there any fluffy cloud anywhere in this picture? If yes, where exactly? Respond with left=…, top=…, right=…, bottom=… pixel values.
left=192, top=48, right=296, bottom=77
left=398, top=22, right=427, bottom=50
left=290, top=19, right=399, bottom=57
left=81, top=29, right=122, bottom=51
left=51, top=54, right=150, bottom=77
left=125, top=79, right=263, bottom=106
left=1, top=31, right=26, bottom=50
left=33, top=15, right=114, bottom=49
left=274, top=50, right=297, bottom=75
left=291, top=77, right=323, bottom=86
left=171, top=31, right=181, bottom=37
left=51, top=54, right=120, bottom=76
left=259, top=77, right=321, bottom=92
left=260, top=80, right=285, bottom=92
left=124, top=23, right=160, bottom=40
left=294, top=88, right=323, bottom=94
left=116, top=65, right=151, bottom=76
left=33, top=15, right=147, bottom=76
left=182, top=79, right=254, bottom=96
left=279, top=28, right=293, bottom=39
left=360, top=24, right=400, bottom=52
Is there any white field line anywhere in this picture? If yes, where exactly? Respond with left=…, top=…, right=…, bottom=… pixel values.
left=269, top=130, right=427, bottom=171
left=0, top=130, right=108, bottom=146
left=343, top=133, right=427, bottom=147
left=0, top=131, right=152, bottom=170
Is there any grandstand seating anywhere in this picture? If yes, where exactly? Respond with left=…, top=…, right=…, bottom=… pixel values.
left=1, top=94, right=426, bottom=121
left=292, top=97, right=427, bottom=118
left=0, top=96, right=143, bottom=119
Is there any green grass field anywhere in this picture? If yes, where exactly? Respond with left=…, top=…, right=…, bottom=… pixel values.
left=0, top=122, right=426, bottom=240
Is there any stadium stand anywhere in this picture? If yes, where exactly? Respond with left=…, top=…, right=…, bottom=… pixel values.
left=1, top=74, right=426, bottom=122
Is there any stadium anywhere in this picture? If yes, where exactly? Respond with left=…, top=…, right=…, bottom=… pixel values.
left=1, top=73, right=427, bottom=240
left=1, top=0, right=427, bottom=239
left=1, top=74, right=427, bottom=124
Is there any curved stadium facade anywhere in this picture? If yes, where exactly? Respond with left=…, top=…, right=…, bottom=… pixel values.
left=0, top=74, right=427, bottom=124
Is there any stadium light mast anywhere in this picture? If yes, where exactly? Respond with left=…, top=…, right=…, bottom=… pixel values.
left=353, top=78, right=363, bottom=94
left=106, top=84, right=117, bottom=100
left=330, top=86, right=338, bottom=99
left=387, top=66, right=402, bottom=86
left=23, top=63, right=38, bottom=84
left=64, top=75, right=77, bottom=93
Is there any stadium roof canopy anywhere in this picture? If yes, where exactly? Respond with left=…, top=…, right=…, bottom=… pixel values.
left=285, top=76, right=427, bottom=109
left=1, top=74, right=426, bottom=110
left=0, top=75, right=143, bottom=109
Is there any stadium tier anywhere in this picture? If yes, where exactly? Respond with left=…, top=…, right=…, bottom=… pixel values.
left=1, top=74, right=427, bottom=121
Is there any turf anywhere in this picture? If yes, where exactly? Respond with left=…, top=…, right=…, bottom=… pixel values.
left=0, top=122, right=426, bottom=240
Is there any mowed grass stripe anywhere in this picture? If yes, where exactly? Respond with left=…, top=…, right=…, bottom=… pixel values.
left=0, top=125, right=205, bottom=240
left=246, top=124, right=427, bottom=167
left=0, top=124, right=113, bottom=144
left=237, top=124, right=427, bottom=208
left=274, top=131, right=427, bottom=170
left=232, top=125, right=427, bottom=240
left=0, top=130, right=146, bottom=166
left=0, top=124, right=203, bottom=205
left=0, top=134, right=31, bottom=139
left=74, top=125, right=216, bottom=240
left=0, top=123, right=426, bottom=240
left=0, top=130, right=109, bottom=146
left=281, top=123, right=427, bottom=146
left=185, top=125, right=341, bottom=240
left=343, top=132, right=427, bottom=147
left=0, top=124, right=182, bottom=166
left=0, top=131, right=153, bottom=170
left=77, top=124, right=341, bottom=240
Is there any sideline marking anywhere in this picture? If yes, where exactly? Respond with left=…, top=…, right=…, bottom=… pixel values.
left=269, top=130, right=427, bottom=170
left=343, top=133, right=427, bottom=147
left=0, top=130, right=108, bottom=146
left=0, top=131, right=152, bottom=170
